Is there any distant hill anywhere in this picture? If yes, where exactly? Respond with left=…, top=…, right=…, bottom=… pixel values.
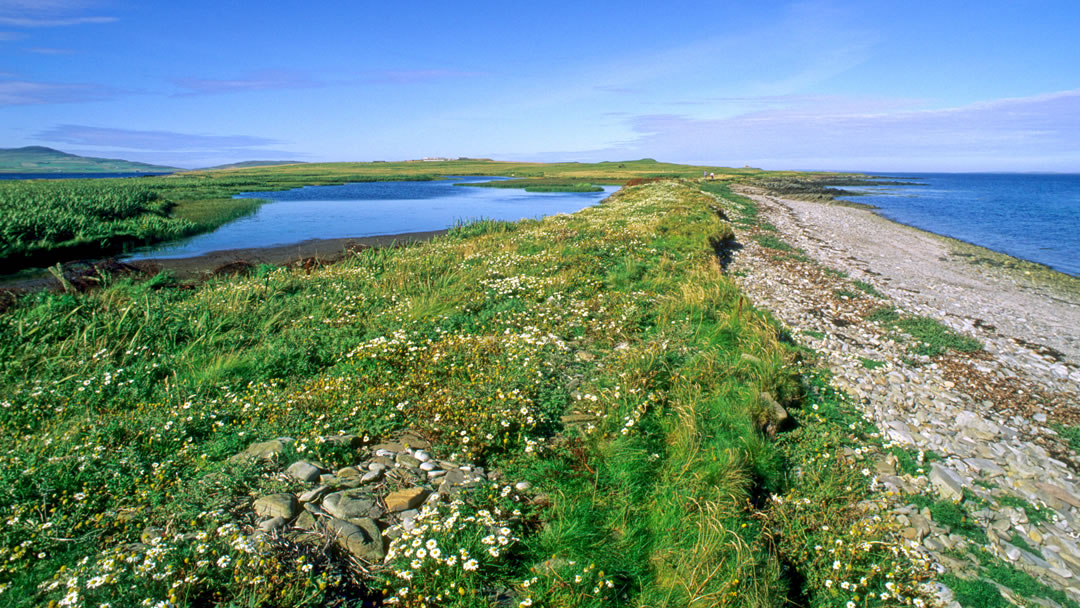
left=0, top=146, right=178, bottom=174
left=201, top=160, right=307, bottom=171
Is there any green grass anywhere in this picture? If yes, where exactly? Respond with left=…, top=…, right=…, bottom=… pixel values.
left=835, top=289, right=860, bottom=299
left=852, top=280, right=884, bottom=298
left=753, top=234, right=797, bottom=252
left=995, top=494, right=1050, bottom=526
left=1053, top=423, right=1080, bottom=453
left=859, top=357, right=886, bottom=370
left=940, top=574, right=1009, bottom=608
left=887, top=446, right=940, bottom=476
left=867, top=306, right=982, bottom=357
left=946, top=549, right=1080, bottom=608
left=454, top=177, right=611, bottom=192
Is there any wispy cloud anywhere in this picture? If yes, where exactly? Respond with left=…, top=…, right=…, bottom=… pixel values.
left=602, top=90, right=1080, bottom=171
left=0, top=31, right=23, bottom=40
left=173, top=70, right=321, bottom=96
left=363, top=69, right=486, bottom=84
left=0, top=0, right=115, bottom=27
left=0, top=79, right=117, bottom=104
left=36, top=124, right=284, bottom=151
left=26, top=46, right=75, bottom=54
left=0, top=15, right=114, bottom=26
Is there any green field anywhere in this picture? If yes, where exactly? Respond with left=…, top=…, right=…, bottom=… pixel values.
left=0, top=177, right=930, bottom=607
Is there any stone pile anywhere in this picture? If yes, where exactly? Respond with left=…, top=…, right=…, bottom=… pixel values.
left=235, top=433, right=505, bottom=564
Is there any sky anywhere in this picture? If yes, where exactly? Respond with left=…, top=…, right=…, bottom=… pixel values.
left=2, top=0, right=1079, bottom=171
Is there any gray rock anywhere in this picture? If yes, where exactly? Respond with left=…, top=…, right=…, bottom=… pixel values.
left=253, top=493, right=300, bottom=520
left=323, top=489, right=384, bottom=521
left=336, top=466, right=362, bottom=479
left=231, top=437, right=294, bottom=462
left=361, top=470, right=383, bottom=483
left=1037, top=482, right=1080, bottom=509
left=293, top=511, right=317, bottom=531
left=515, top=481, right=532, bottom=492
left=325, top=517, right=385, bottom=562
left=319, top=434, right=363, bottom=449
left=258, top=516, right=287, bottom=532
left=298, top=485, right=331, bottom=503
left=396, top=453, right=421, bottom=468
left=287, top=460, right=323, bottom=483
left=419, top=461, right=438, bottom=472
left=930, top=463, right=968, bottom=501
left=964, top=457, right=1006, bottom=477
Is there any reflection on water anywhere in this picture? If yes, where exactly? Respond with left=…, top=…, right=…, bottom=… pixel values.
left=128, top=177, right=617, bottom=260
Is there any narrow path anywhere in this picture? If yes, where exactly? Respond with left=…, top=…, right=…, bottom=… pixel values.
left=729, top=186, right=1080, bottom=606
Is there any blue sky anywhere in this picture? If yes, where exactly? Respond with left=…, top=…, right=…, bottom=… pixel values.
left=2, top=0, right=1078, bottom=171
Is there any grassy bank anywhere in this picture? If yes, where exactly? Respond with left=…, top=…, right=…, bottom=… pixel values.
left=0, top=179, right=929, bottom=607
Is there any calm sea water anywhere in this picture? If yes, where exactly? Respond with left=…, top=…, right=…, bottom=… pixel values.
left=846, top=173, right=1080, bottom=277
left=128, top=177, right=618, bottom=259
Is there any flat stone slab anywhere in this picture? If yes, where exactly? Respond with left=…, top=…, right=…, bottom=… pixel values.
left=323, top=489, right=384, bottom=521
left=230, top=437, right=294, bottom=462
left=287, top=460, right=323, bottom=483
left=253, top=493, right=300, bottom=520
left=325, top=517, right=385, bottom=562
left=1037, top=482, right=1080, bottom=509
left=930, top=463, right=968, bottom=501
left=385, top=487, right=430, bottom=512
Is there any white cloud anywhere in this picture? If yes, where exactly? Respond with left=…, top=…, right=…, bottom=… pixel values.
left=594, top=90, right=1080, bottom=171
left=0, top=79, right=116, bottom=104
left=0, top=0, right=114, bottom=27
left=36, top=124, right=284, bottom=151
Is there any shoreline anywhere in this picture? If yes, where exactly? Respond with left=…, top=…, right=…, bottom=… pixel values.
left=0, top=230, right=447, bottom=291
left=737, top=185, right=1080, bottom=364
left=729, top=184, right=1080, bottom=604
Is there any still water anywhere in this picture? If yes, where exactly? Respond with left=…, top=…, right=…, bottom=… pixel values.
left=129, top=177, right=617, bottom=259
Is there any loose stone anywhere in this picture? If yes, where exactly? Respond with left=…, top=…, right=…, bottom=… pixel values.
left=253, top=493, right=300, bottom=520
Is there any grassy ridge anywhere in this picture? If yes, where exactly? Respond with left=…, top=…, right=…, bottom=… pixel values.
left=0, top=179, right=929, bottom=606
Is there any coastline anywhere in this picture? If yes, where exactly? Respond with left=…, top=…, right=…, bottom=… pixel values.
left=736, top=185, right=1080, bottom=364
left=0, top=230, right=447, bottom=291
left=730, top=183, right=1080, bottom=605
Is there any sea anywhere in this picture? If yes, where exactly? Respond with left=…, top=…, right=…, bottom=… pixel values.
left=843, top=173, right=1080, bottom=277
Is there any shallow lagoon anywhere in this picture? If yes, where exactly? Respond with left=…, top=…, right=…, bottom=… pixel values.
left=129, top=177, right=617, bottom=259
